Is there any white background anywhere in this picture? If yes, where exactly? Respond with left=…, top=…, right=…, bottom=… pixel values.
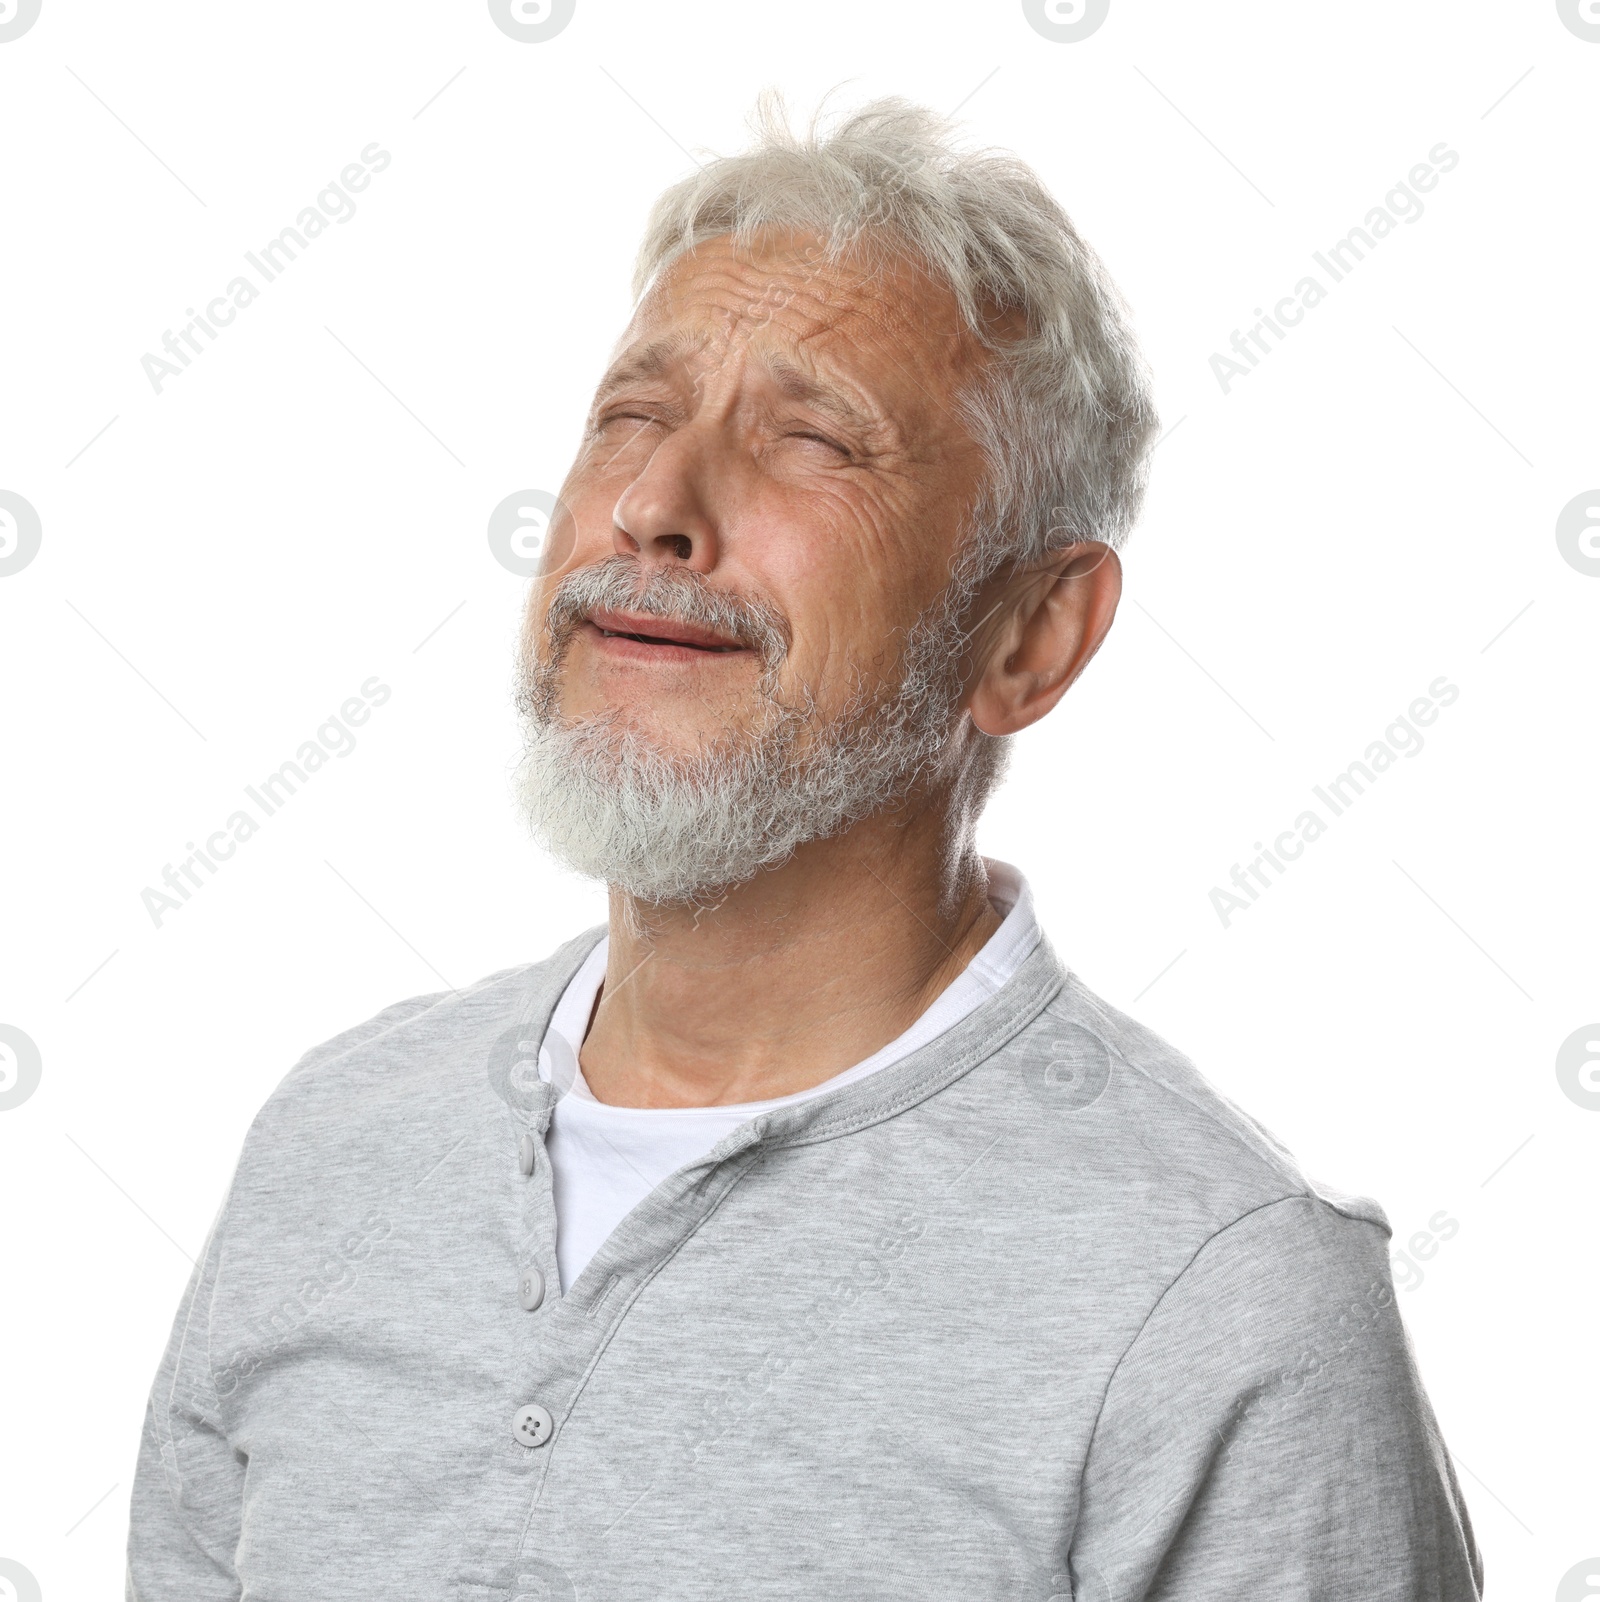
left=2, top=1, right=1596, bottom=1596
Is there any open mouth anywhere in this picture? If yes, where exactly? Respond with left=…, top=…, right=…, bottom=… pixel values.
left=595, top=626, right=743, bottom=653
left=585, top=608, right=747, bottom=654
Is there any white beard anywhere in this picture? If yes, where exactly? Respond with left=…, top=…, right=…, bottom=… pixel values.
left=513, top=559, right=989, bottom=906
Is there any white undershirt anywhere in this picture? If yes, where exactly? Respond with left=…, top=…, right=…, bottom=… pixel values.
left=541, top=860, right=1040, bottom=1291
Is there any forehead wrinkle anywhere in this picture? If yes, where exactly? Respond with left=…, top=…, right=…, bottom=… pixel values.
left=615, top=237, right=991, bottom=466
left=772, top=252, right=996, bottom=465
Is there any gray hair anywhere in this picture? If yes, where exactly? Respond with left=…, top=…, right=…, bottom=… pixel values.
left=632, top=93, right=1160, bottom=578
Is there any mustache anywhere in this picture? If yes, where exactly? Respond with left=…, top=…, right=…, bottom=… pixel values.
left=541, top=557, right=791, bottom=674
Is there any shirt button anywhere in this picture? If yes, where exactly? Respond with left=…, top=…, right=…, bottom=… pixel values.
left=512, top=1403, right=554, bottom=1448
left=519, top=1266, right=545, bottom=1311
left=518, top=1133, right=536, bottom=1175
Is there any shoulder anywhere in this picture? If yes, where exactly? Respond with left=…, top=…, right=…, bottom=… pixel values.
left=984, top=955, right=1391, bottom=1251
left=241, top=926, right=603, bottom=1156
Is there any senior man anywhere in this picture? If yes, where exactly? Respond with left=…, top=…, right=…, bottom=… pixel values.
left=129, top=100, right=1482, bottom=1600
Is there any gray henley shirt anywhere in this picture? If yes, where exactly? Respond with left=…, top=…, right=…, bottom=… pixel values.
left=127, top=925, right=1483, bottom=1600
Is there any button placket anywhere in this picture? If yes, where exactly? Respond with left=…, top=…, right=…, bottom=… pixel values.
left=518, top=1265, right=545, bottom=1311
left=492, top=1015, right=564, bottom=1474
left=502, top=1173, right=564, bottom=1481
left=498, top=1017, right=560, bottom=1319
left=512, top=1104, right=559, bottom=1323
left=461, top=1062, right=780, bottom=1581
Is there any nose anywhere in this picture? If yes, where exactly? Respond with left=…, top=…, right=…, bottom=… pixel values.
left=611, top=426, right=720, bottom=573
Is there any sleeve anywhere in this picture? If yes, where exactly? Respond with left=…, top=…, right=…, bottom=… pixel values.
left=1067, top=1195, right=1483, bottom=1602
left=125, top=1203, right=244, bottom=1602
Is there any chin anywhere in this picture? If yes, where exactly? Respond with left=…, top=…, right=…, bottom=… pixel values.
left=559, top=689, right=760, bottom=760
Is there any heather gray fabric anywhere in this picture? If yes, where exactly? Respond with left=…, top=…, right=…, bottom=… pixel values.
left=127, top=927, right=1482, bottom=1601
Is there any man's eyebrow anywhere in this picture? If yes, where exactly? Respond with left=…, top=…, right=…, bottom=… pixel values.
left=594, top=336, right=897, bottom=445
left=760, top=354, right=890, bottom=443
left=594, top=330, right=708, bottom=397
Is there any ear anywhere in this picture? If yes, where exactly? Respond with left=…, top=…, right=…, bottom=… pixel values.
left=964, top=542, right=1122, bottom=737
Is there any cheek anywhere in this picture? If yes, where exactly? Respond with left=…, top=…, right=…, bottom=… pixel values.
left=557, top=472, right=624, bottom=549
left=730, top=488, right=902, bottom=672
left=559, top=432, right=652, bottom=531
left=521, top=579, right=559, bottom=656
left=746, top=475, right=914, bottom=598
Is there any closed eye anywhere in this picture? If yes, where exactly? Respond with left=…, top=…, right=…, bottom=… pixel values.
left=786, top=429, right=851, bottom=457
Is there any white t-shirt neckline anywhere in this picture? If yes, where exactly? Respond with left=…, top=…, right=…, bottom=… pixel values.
left=542, top=859, right=1040, bottom=1288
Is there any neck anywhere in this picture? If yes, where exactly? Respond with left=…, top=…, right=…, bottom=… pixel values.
left=577, top=805, right=1002, bottom=1109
